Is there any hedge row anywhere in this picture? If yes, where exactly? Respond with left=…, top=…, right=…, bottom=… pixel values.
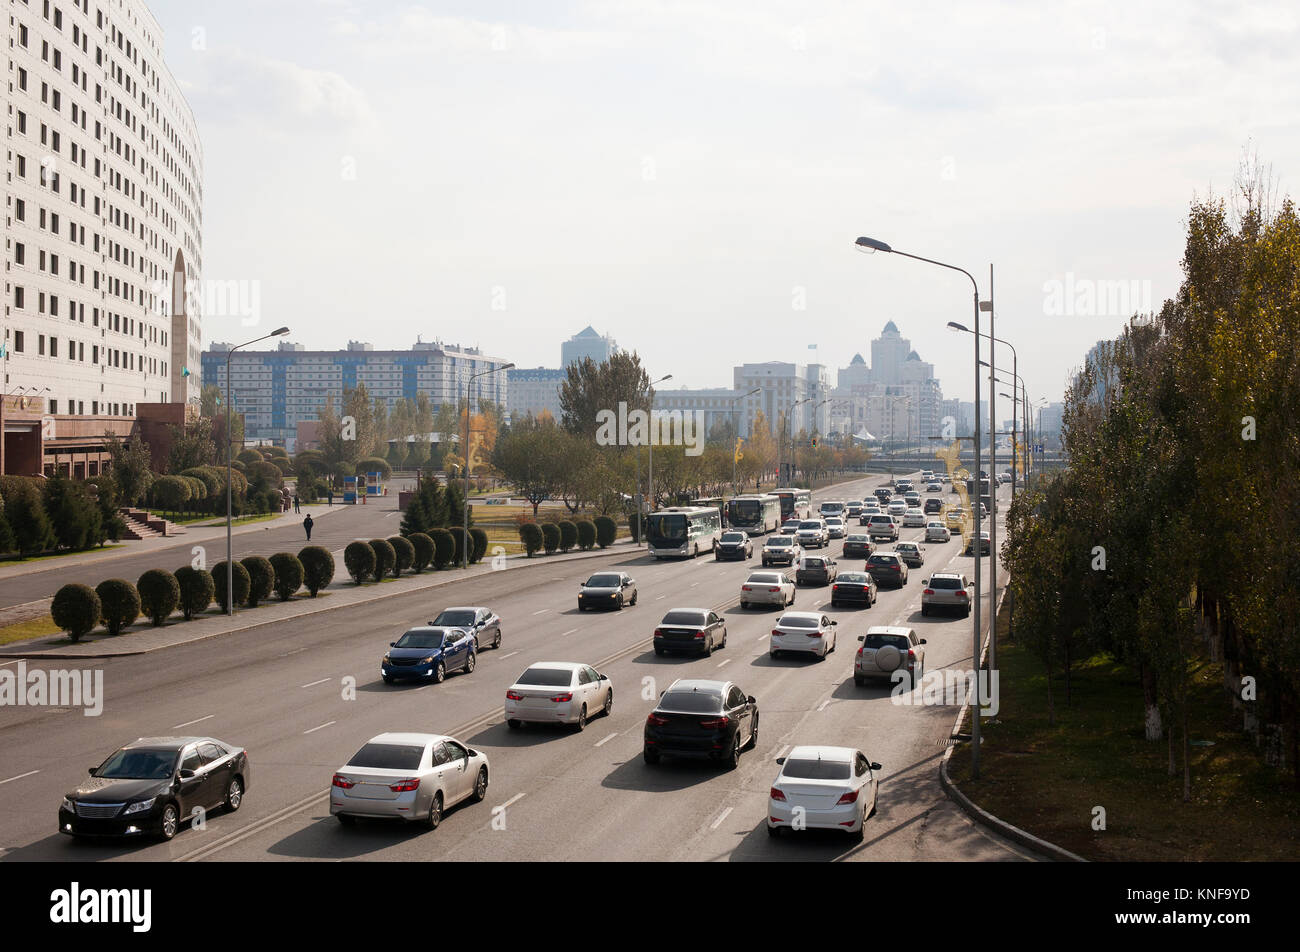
left=341, top=528, right=490, bottom=584
left=518, top=516, right=618, bottom=557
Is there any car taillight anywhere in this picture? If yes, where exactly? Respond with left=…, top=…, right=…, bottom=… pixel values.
left=924, top=589, right=934, bottom=595
left=957, top=590, right=967, bottom=597
left=768, top=587, right=779, bottom=592
left=693, top=630, right=706, bottom=640
left=770, top=787, right=786, bottom=801
left=907, top=649, right=916, bottom=666
left=742, top=586, right=752, bottom=591
left=389, top=778, right=420, bottom=793
left=506, top=690, right=524, bottom=701
left=836, top=789, right=860, bottom=805
left=653, top=628, right=664, bottom=638
left=807, top=630, right=822, bottom=637
left=832, top=584, right=839, bottom=591
left=331, top=774, right=354, bottom=789
left=647, top=713, right=669, bottom=726
left=551, top=692, right=573, bottom=702
left=699, top=717, right=730, bottom=729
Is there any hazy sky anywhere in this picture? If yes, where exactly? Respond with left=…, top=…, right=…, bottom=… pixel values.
left=153, top=0, right=1299, bottom=406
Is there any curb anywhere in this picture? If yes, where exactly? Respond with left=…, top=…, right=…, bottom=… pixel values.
left=0, top=539, right=647, bottom=659
left=938, top=582, right=1088, bottom=863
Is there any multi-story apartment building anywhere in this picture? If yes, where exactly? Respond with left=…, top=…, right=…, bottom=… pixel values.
left=506, top=366, right=565, bottom=423
left=201, top=340, right=511, bottom=448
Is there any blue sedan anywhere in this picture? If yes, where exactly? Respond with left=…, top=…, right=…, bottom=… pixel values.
left=382, top=627, right=476, bottom=684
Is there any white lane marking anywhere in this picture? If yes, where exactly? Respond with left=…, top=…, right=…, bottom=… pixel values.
left=501, top=650, right=520, bottom=660
left=301, top=678, right=330, bottom=688
left=774, top=745, right=790, bottom=761
left=533, top=609, right=548, bottom=615
left=0, top=659, right=25, bottom=668
left=710, top=806, right=733, bottom=830
left=277, top=647, right=308, bottom=658
left=560, top=628, right=578, bottom=637
left=594, top=732, right=618, bottom=747
left=716, top=658, right=731, bottom=668
left=171, top=714, right=214, bottom=730
left=497, top=792, right=526, bottom=810
left=656, top=594, right=666, bottom=599
left=817, top=699, right=830, bottom=712
left=303, top=720, right=335, bottom=734
left=690, top=582, right=699, bottom=587
left=0, top=770, right=40, bottom=785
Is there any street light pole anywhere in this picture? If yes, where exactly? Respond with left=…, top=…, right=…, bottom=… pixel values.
left=463, top=362, right=514, bottom=568
left=731, top=387, right=762, bottom=493
left=856, top=236, right=989, bottom=779
left=225, top=327, right=289, bottom=615
left=641, top=374, right=672, bottom=546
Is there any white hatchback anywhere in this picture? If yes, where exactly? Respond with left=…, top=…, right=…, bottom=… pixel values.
left=767, top=745, right=880, bottom=839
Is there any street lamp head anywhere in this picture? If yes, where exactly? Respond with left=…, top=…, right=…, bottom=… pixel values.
left=855, top=236, right=892, bottom=254
left=947, top=321, right=971, bottom=333
left=272, top=326, right=290, bottom=336
left=502, top=362, right=516, bottom=370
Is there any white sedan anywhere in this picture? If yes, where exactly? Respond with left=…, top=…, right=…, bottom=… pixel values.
left=902, top=508, right=926, bottom=528
left=767, top=745, right=880, bottom=839
left=769, top=611, right=837, bottom=660
left=331, top=732, right=489, bottom=829
left=504, top=661, right=613, bottom=731
left=741, top=570, right=796, bottom=609
left=924, top=522, right=951, bottom=543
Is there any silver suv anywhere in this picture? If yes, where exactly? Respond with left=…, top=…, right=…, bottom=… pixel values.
left=865, top=514, right=898, bottom=542
left=921, top=573, right=972, bottom=617
left=854, top=626, right=926, bottom=688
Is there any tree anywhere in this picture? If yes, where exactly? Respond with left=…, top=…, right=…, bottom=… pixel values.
left=559, top=351, right=654, bottom=437
left=43, top=469, right=102, bottom=550
left=558, top=520, right=578, bottom=553
left=344, top=541, right=376, bottom=584
left=96, top=579, right=140, bottom=636
left=408, top=532, right=434, bottom=572
left=52, top=584, right=100, bottom=642
left=388, top=535, right=414, bottom=576
left=175, top=566, right=215, bottom=619
left=241, top=555, right=275, bottom=607
left=167, top=415, right=218, bottom=472
left=430, top=528, right=455, bottom=569
left=202, top=383, right=244, bottom=451
left=104, top=432, right=154, bottom=507
left=594, top=515, right=617, bottom=549
left=298, top=546, right=335, bottom=596
left=0, top=476, right=53, bottom=555
left=519, top=522, right=543, bottom=557
left=491, top=416, right=568, bottom=517
left=137, top=569, right=181, bottom=626
left=213, top=560, right=251, bottom=611
left=540, top=522, right=560, bottom=554
left=151, top=474, right=192, bottom=519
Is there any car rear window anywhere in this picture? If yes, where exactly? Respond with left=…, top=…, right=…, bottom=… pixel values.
left=838, top=573, right=870, bottom=583
left=348, top=743, right=425, bottom=770
left=747, top=573, right=782, bottom=584
left=662, top=610, right=707, bottom=626
left=778, top=615, right=820, bottom=628
left=931, top=577, right=962, bottom=589
left=782, top=759, right=851, bottom=781
left=863, top=633, right=909, bottom=649
left=867, top=554, right=898, bottom=565
left=803, top=559, right=824, bottom=568
left=658, top=691, right=722, bottom=714
left=516, top=667, right=574, bottom=687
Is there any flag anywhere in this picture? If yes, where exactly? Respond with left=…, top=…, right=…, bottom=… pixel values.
left=181, top=366, right=191, bottom=377
left=0, top=344, right=7, bottom=358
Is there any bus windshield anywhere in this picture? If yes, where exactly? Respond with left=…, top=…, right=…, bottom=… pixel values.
left=647, top=514, right=687, bottom=541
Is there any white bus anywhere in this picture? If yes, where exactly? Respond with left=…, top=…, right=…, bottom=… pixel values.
left=772, top=488, right=812, bottom=522
left=646, top=506, right=724, bottom=559
left=725, top=494, right=782, bottom=536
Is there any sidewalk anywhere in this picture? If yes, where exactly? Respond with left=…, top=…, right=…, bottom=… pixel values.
left=0, top=538, right=645, bottom=659
left=0, top=501, right=349, bottom=584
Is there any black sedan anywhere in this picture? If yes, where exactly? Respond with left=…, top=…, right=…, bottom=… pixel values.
left=830, top=571, right=879, bottom=607
left=714, top=531, right=753, bottom=561
left=578, top=572, right=638, bottom=610
left=865, top=552, right=909, bottom=588
left=653, top=608, right=728, bottom=656
left=842, top=534, right=875, bottom=559
left=644, top=679, right=758, bottom=769
left=59, top=737, right=250, bottom=841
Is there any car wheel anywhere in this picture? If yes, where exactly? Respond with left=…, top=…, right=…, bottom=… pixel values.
left=745, top=713, right=759, bottom=750
left=575, top=704, right=587, bottom=732
left=224, top=777, right=243, bottom=812
left=631, top=591, right=638, bottom=606
left=382, top=675, right=394, bottom=684
left=492, top=630, right=502, bottom=649
left=704, top=635, right=714, bottom=657
left=159, top=802, right=179, bottom=841
left=337, top=813, right=356, bottom=826
left=921, top=605, right=929, bottom=616
left=603, top=687, right=614, bottom=717
left=617, top=595, right=624, bottom=610
left=643, top=748, right=660, bottom=765
left=852, top=809, right=866, bottom=842
left=788, top=591, right=795, bottom=605
left=425, top=792, right=443, bottom=830
left=740, top=600, right=749, bottom=610
left=767, top=823, right=781, bottom=837
left=434, top=662, right=446, bottom=683
left=654, top=645, right=665, bottom=656
left=472, top=767, right=489, bottom=803
left=507, top=718, right=522, bottom=729
left=770, top=649, right=780, bottom=660
left=854, top=676, right=865, bottom=687
left=725, top=733, right=741, bottom=770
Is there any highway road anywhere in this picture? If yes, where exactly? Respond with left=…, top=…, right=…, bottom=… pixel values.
left=0, top=473, right=1032, bottom=862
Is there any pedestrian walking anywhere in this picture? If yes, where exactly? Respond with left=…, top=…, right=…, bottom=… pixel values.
left=328, top=488, right=333, bottom=506
left=303, top=513, right=314, bottom=541
left=293, top=493, right=300, bottom=514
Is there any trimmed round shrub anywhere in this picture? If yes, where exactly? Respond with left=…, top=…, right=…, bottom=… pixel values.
left=469, top=527, right=489, bottom=564
left=344, top=540, right=376, bottom=584
left=137, top=569, right=180, bottom=626
left=369, top=539, right=396, bottom=579
left=408, top=532, right=434, bottom=572
left=519, top=522, right=543, bottom=557
left=388, top=535, right=414, bottom=576
left=541, top=522, right=560, bottom=555
left=298, top=545, right=335, bottom=596
left=236, top=448, right=264, bottom=465
left=575, top=520, right=596, bottom=551
left=269, top=552, right=304, bottom=601
left=356, top=457, right=392, bottom=480
left=628, top=513, right=643, bottom=544
left=96, top=579, right=141, bottom=636
left=241, top=555, right=275, bottom=607
left=247, top=460, right=284, bottom=488
left=594, top=515, right=617, bottom=549
left=430, top=528, right=455, bottom=569
left=212, top=560, right=251, bottom=612
left=175, top=566, right=215, bottom=619
left=450, top=527, right=470, bottom=566
left=51, top=583, right=101, bottom=642
left=557, top=520, right=577, bottom=553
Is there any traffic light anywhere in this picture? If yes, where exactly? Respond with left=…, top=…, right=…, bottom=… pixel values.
left=811, top=435, right=818, bottom=449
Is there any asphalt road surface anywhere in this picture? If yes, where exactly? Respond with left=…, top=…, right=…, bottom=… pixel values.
left=0, top=473, right=1033, bottom=862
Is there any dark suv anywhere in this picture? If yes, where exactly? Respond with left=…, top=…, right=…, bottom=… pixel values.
left=865, top=552, right=909, bottom=588
left=644, top=679, right=759, bottom=769
left=796, top=555, right=838, bottom=586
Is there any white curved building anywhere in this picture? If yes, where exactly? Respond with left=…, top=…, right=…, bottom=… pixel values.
left=3, top=0, right=203, bottom=423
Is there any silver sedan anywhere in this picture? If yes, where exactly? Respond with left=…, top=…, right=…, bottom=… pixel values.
left=330, top=732, right=489, bottom=829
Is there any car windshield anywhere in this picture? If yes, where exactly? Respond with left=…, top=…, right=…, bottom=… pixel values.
left=846, top=535, right=869, bottom=542
left=658, top=691, right=723, bottom=714
left=767, top=538, right=792, bottom=547
left=864, top=633, right=909, bottom=649
left=432, top=609, right=476, bottom=626
left=782, top=758, right=851, bottom=781
left=839, top=573, right=870, bottom=583
left=662, top=610, right=707, bottom=626
left=395, top=629, right=445, bottom=648
left=897, top=545, right=917, bottom=552
left=931, top=577, right=962, bottom=589
left=348, top=743, right=425, bottom=770
left=647, top=514, right=687, bottom=541
left=778, top=615, right=819, bottom=628
left=586, top=575, right=622, bottom=588
left=799, top=521, right=821, bottom=530
left=517, top=667, right=574, bottom=687
left=96, top=748, right=177, bottom=780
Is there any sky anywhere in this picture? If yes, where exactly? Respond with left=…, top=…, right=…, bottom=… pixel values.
left=151, top=0, right=1300, bottom=407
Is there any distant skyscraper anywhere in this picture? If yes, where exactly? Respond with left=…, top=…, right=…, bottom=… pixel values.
left=562, top=326, right=617, bottom=368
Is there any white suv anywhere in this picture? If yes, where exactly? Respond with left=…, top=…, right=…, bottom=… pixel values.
left=865, top=514, right=898, bottom=542
left=796, top=519, right=830, bottom=549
